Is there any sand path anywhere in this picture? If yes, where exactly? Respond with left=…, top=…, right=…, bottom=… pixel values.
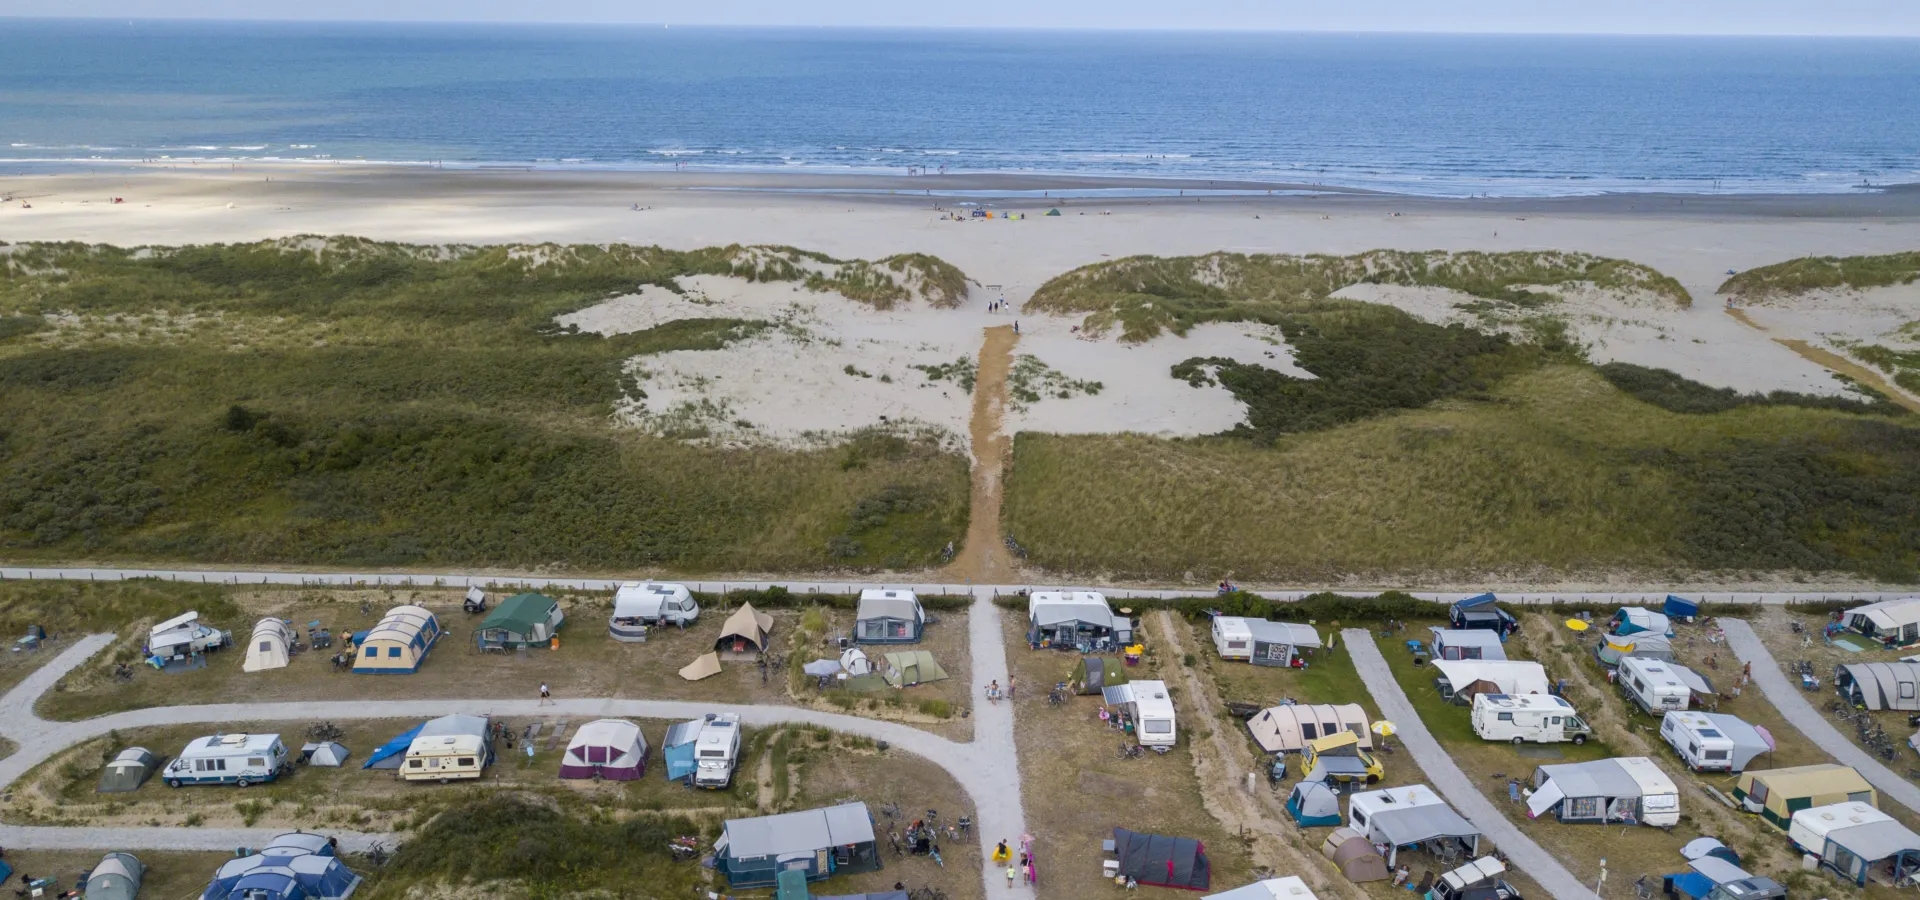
left=945, top=325, right=1020, bottom=584
left=1722, top=308, right=1920, bottom=412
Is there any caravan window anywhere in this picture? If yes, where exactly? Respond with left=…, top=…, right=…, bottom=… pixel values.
left=459, top=757, right=475, bottom=766
left=1748, top=782, right=1770, bottom=804
left=1350, top=809, right=1367, bottom=828
left=1227, top=640, right=1247, bottom=650
left=699, top=749, right=726, bottom=758
left=1497, top=713, right=1514, bottom=722
left=1688, top=743, right=1699, bottom=756
left=1550, top=717, right=1561, bottom=726
left=409, top=759, right=424, bottom=769
left=1705, top=750, right=1729, bottom=760
left=1144, top=720, right=1172, bottom=735
left=258, top=641, right=272, bottom=652
left=248, top=757, right=266, bottom=768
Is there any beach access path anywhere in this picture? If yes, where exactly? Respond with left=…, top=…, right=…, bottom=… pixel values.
left=1345, top=629, right=1600, bottom=900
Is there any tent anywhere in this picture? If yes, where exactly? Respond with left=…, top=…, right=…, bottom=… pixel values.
left=716, top=603, right=775, bottom=655
left=1789, top=801, right=1920, bottom=885
left=1431, top=660, right=1548, bottom=703
left=1319, top=827, right=1389, bottom=882
left=1245, top=620, right=1321, bottom=667
left=363, top=722, right=426, bottom=769
left=841, top=647, right=874, bottom=676
left=1835, top=662, right=1920, bottom=711
left=1247, top=704, right=1371, bottom=753
left=1071, top=656, right=1129, bottom=695
left=475, top=592, right=565, bottom=649
left=1112, top=828, right=1210, bottom=891
left=803, top=658, right=843, bottom=677
left=1028, top=591, right=1132, bottom=647
left=1735, top=764, right=1877, bottom=829
left=97, top=747, right=156, bottom=793
left=854, top=590, right=925, bottom=644
left=1205, top=876, right=1317, bottom=900
left=680, top=652, right=723, bottom=681
left=201, top=832, right=361, bottom=900
left=243, top=618, right=292, bottom=672
left=1680, top=837, right=1742, bottom=866
left=1844, top=598, right=1920, bottom=648
left=353, top=605, right=441, bottom=673
left=84, top=852, right=144, bottom=900
left=1431, top=629, right=1506, bottom=661
left=715, top=802, right=881, bottom=888
left=1348, top=785, right=1480, bottom=866
left=1045, top=208, right=1061, bottom=216
left=301, top=742, right=350, bottom=767
left=1664, top=595, right=1700, bottom=621
left=1596, top=632, right=1675, bottom=667
left=561, top=719, right=647, bottom=780
left=662, top=718, right=704, bottom=782
left=1612, top=607, right=1674, bottom=637
left=1288, top=781, right=1342, bottom=827
left=881, top=650, right=948, bottom=687
left=1527, top=757, right=1680, bottom=826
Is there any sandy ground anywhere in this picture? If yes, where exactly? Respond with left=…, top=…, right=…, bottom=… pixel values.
left=6, top=167, right=1920, bottom=429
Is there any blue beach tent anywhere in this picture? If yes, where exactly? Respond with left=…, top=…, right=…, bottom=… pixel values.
left=362, top=723, right=425, bottom=769
left=1664, top=595, right=1701, bottom=621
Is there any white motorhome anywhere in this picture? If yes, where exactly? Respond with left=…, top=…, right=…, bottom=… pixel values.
left=1661, top=711, right=1770, bottom=774
left=148, top=611, right=230, bottom=660
left=1470, top=694, right=1593, bottom=745
left=1617, top=656, right=1692, bottom=714
left=1106, top=679, right=1178, bottom=750
left=611, top=582, right=698, bottom=640
left=694, top=713, right=743, bottom=789
left=162, top=733, right=288, bottom=788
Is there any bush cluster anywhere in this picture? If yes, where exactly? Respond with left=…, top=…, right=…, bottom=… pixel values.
left=1599, top=362, right=1904, bottom=416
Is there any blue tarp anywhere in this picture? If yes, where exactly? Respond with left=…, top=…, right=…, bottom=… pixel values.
left=1663, top=873, right=1715, bottom=900
left=362, top=723, right=424, bottom=769
left=1665, top=595, right=1700, bottom=619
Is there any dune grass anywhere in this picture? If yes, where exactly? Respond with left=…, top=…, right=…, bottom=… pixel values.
left=0, top=238, right=969, bottom=572
left=1718, top=251, right=1920, bottom=301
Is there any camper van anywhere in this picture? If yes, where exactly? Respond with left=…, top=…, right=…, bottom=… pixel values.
left=148, top=611, right=230, bottom=660
left=162, top=733, right=288, bottom=788
left=1470, top=694, right=1593, bottom=745
left=1618, top=656, right=1692, bottom=714
left=1661, top=711, right=1769, bottom=774
left=613, top=582, right=699, bottom=629
left=694, top=713, right=743, bottom=789
left=1429, top=857, right=1522, bottom=900
left=1111, top=680, right=1179, bottom=750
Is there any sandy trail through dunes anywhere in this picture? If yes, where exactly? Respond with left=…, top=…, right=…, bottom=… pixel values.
left=946, top=325, right=1018, bottom=583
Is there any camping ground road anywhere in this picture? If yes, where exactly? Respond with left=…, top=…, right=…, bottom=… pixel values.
left=0, top=590, right=1030, bottom=900
left=1344, top=629, right=1601, bottom=900
left=1719, top=619, right=1920, bottom=815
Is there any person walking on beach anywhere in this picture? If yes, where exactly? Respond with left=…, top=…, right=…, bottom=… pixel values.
left=539, top=682, right=552, bottom=705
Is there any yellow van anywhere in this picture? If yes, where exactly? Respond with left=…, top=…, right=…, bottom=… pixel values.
left=1301, top=731, right=1383, bottom=786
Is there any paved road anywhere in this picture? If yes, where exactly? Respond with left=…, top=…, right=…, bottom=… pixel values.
left=0, top=591, right=1028, bottom=900
left=1345, top=630, right=1599, bottom=900
left=1, top=565, right=1898, bottom=607
left=1721, top=619, right=1920, bottom=814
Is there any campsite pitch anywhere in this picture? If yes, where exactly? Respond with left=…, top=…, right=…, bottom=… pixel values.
left=0, top=849, right=236, bottom=900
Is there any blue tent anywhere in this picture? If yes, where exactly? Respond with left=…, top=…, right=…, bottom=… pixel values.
left=362, top=723, right=424, bottom=769
left=662, top=718, right=703, bottom=782
left=1664, top=595, right=1700, bottom=621
left=1662, top=873, right=1714, bottom=900
left=203, top=833, right=360, bottom=900
left=1286, top=781, right=1341, bottom=827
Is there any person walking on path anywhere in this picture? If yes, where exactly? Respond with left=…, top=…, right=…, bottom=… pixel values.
left=1007, top=676, right=1016, bottom=701
left=539, top=682, right=552, bottom=705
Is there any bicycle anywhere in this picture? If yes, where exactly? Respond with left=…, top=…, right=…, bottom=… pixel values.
left=1118, top=742, right=1145, bottom=760
left=306, top=721, right=345, bottom=743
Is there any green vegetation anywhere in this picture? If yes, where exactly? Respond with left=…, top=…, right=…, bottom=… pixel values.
left=0, top=238, right=968, bottom=571
left=1844, top=344, right=1920, bottom=397
left=1598, top=362, right=1905, bottom=416
left=1719, top=251, right=1920, bottom=301
left=1026, top=249, right=1690, bottom=341
left=1007, top=355, right=1102, bottom=411
left=0, top=580, right=239, bottom=635
left=910, top=355, right=977, bottom=393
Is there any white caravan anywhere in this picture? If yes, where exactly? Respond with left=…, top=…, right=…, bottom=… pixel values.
left=1470, top=694, right=1594, bottom=745
left=1106, top=679, right=1179, bottom=750
left=1618, top=656, right=1692, bottom=714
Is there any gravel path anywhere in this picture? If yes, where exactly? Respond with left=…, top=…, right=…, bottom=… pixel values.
left=1344, top=629, right=1598, bottom=900
left=1721, top=618, right=1920, bottom=813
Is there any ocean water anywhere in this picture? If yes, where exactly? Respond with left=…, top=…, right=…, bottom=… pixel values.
left=3, top=20, right=1919, bottom=197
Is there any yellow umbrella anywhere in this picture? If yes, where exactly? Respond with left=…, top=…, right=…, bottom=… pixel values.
left=1565, top=619, right=1590, bottom=632
left=1370, top=720, right=1396, bottom=737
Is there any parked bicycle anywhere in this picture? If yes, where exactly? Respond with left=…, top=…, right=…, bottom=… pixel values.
left=1117, top=742, right=1145, bottom=761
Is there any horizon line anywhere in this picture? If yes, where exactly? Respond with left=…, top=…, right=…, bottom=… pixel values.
left=3, top=15, right=1919, bottom=39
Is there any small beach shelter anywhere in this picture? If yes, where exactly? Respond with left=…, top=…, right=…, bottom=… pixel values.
left=363, top=722, right=425, bottom=769
left=881, top=650, right=947, bottom=687
left=840, top=647, right=873, bottom=676
left=97, top=747, right=156, bottom=793
left=1319, top=827, right=1389, bottom=883
left=301, top=742, right=349, bottom=767
left=662, top=718, right=705, bottom=782
left=717, top=603, right=774, bottom=655
left=352, top=605, right=440, bottom=673
left=84, top=852, right=144, bottom=900
left=680, top=651, right=723, bottom=681
left=1288, top=781, right=1343, bottom=827
left=1071, top=656, right=1129, bottom=695
left=475, top=592, right=564, bottom=649
left=854, top=589, right=925, bottom=644
left=1431, top=629, right=1507, bottom=661
left=1836, top=662, right=1920, bottom=711
left=1112, top=828, right=1211, bottom=891
left=1735, top=764, right=1877, bottom=829
left=560, top=719, right=648, bottom=781
left=1843, top=598, right=1920, bottom=648
left=244, top=618, right=293, bottom=672
left=1205, top=876, right=1317, bottom=900
left=1045, top=208, right=1061, bottom=216
left=1247, top=704, right=1372, bottom=753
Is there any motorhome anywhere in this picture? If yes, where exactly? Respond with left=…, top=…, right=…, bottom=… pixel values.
left=612, top=582, right=699, bottom=636
left=162, top=733, right=288, bottom=788
left=148, top=611, right=230, bottom=660
left=1661, top=711, right=1770, bottom=774
left=1617, top=656, right=1693, bottom=714
left=401, top=714, right=494, bottom=783
left=1106, top=679, right=1178, bottom=750
left=1470, top=694, right=1593, bottom=745
left=694, top=713, right=743, bottom=789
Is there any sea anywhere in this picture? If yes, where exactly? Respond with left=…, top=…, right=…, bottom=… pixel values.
left=3, top=19, right=1919, bottom=197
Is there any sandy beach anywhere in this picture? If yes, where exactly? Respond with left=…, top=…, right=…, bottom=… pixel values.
left=5, top=166, right=1919, bottom=442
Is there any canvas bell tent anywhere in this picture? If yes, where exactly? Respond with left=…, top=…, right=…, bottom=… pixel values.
left=1736, top=764, right=1877, bottom=829
left=715, top=802, right=881, bottom=888
left=1112, top=828, right=1211, bottom=891
left=352, top=606, right=441, bottom=673
left=855, top=589, right=925, bottom=643
left=244, top=619, right=293, bottom=672
left=716, top=603, right=775, bottom=655
left=1527, top=756, right=1680, bottom=826
left=475, top=592, right=564, bottom=649
left=1319, top=827, right=1389, bottom=883
left=560, top=719, right=648, bottom=780
left=84, top=852, right=144, bottom=900
left=200, top=832, right=361, bottom=900
left=680, top=651, right=723, bottom=681
left=1247, top=703, right=1371, bottom=753
left=1288, top=781, right=1342, bottom=827
left=97, top=747, right=156, bottom=793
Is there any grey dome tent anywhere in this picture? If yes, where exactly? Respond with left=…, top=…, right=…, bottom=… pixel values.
left=98, top=747, right=156, bottom=793
left=1112, top=828, right=1210, bottom=891
left=85, top=852, right=144, bottom=900
left=1288, top=781, right=1342, bottom=827
left=302, top=741, right=350, bottom=767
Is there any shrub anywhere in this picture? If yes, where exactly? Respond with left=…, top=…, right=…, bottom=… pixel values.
left=917, top=698, right=952, bottom=718
left=1599, top=362, right=1903, bottom=416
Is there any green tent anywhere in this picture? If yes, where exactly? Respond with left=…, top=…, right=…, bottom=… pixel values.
left=776, top=868, right=810, bottom=900
left=882, top=650, right=949, bottom=687
left=1045, top=208, right=1061, bottom=216
left=475, top=592, right=565, bottom=649
left=1071, top=657, right=1129, bottom=695
left=842, top=673, right=891, bottom=693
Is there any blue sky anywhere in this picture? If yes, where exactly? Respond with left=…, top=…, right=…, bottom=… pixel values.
left=4, top=0, right=1919, bottom=35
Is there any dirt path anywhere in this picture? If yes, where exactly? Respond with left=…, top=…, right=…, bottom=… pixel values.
left=1149, top=612, right=1358, bottom=899
left=944, top=324, right=1019, bottom=584
left=1723, top=307, right=1920, bottom=412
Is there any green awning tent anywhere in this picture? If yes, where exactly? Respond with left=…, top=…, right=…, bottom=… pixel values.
left=1045, top=208, right=1061, bottom=216
left=1071, top=657, right=1129, bottom=695
left=882, top=651, right=948, bottom=687
left=842, top=673, right=891, bottom=692
left=475, top=592, right=564, bottom=649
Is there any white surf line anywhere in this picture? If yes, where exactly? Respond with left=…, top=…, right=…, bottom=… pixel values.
left=0, top=565, right=1897, bottom=606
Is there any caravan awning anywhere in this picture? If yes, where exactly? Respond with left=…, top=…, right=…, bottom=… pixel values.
left=1245, top=621, right=1321, bottom=648
left=1829, top=819, right=1920, bottom=862
left=1431, top=660, right=1548, bottom=695
left=1670, top=664, right=1717, bottom=696
left=1369, top=805, right=1479, bottom=846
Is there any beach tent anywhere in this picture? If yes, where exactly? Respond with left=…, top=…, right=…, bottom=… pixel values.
left=560, top=719, right=647, bottom=781
left=363, top=722, right=426, bottom=769
left=855, top=589, right=925, bottom=644
left=244, top=618, right=293, bottom=672
left=881, top=650, right=947, bottom=687
left=1527, top=757, right=1680, bottom=826
left=1045, top=208, right=1061, bottom=216
left=1664, top=595, right=1701, bottom=622
left=1431, top=660, right=1548, bottom=703
left=680, top=652, right=723, bottom=681
left=1112, top=828, right=1211, bottom=891
left=1347, top=785, right=1480, bottom=866
left=1431, top=629, right=1507, bottom=661
left=1318, top=827, right=1389, bottom=883
left=1611, top=608, right=1674, bottom=637
left=1247, top=704, right=1371, bottom=753
left=97, top=747, right=156, bottom=793
left=301, top=741, right=349, bottom=767
left=841, top=647, right=874, bottom=677
left=201, top=832, right=361, bottom=900
left=1735, top=764, right=1877, bottom=829
left=1288, top=781, right=1343, bottom=827
left=1448, top=594, right=1516, bottom=635
left=1028, top=591, right=1132, bottom=647
left=475, top=592, right=565, bottom=649
left=716, top=603, right=774, bottom=655
left=1836, top=662, right=1920, bottom=710
left=352, top=605, right=441, bottom=673
left=1596, top=632, right=1675, bottom=667
left=1205, top=876, right=1317, bottom=900
left=84, top=852, right=144, bottom=900
left=1844, top=598, right=1920, bottom=648
left=1789, top=801, right=1920, bottom=885
left=662, top=718, right=704, bottom=782
left=1071, top=656, right=1129, bottom=695
left=715, top=802, right=881, bottom=888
